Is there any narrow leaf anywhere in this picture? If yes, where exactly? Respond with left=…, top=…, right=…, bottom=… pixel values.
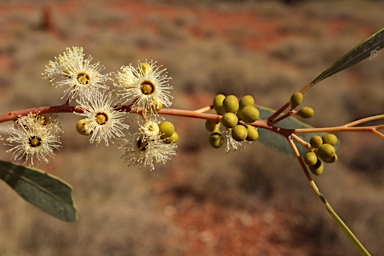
left=0, top=160, right=77, bottom=222
left=302, top=27, right=384, bottom=93
left=258, top=106, right=331, bottom=156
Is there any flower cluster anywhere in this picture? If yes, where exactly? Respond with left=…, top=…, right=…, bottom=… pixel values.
left=120, top=119, right=177, bottom=171
left=5, top=47, right=177, bottom=170
left=6, top=113, right=62, bottom=165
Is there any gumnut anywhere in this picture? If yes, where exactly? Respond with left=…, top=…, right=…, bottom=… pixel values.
left=296, top=107, right=314, bottom=119
left=148, top=98, right=163, bottom=112
left=213, top=94, right=226, bottom=115
left=246, top=125, right=259, bottom=141
left=232, top=124, right=248, bottom=141
left=237, top=105, right=259, bottom=123
left=76, top=119, right=92, bottom=136
left=317, top=144, right=336, bottom=162
left=221, top=112, right=238, bottom=128
left=209, top=132, right=224, bottom=148
left=322, top=154, right=338, bottom=164
left=205, top=120, right=218, bottom=132
left=310, top=135, right=323, bottom=148
left=304, top=151, right=318, bottom=166
left=139, top=62, right=152, bottom=75
left=322, top=134, right=338, bottom=146
left=223, top=95, right=239, bottom=113
left=159, top=121, right=175, bottom=139
left=239, top=95, right=255, bottom=109
left=164, top=132, right=179, bottom=144
left=309, top=159, right=324, bottom=176
left=290, top=92, right=303, bottom=109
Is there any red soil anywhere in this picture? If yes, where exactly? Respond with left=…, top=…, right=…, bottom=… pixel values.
left=0, top=2, right=377, bottom=255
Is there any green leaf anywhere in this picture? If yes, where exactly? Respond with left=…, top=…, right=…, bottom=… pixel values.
left=0, top=160, right=77, bottom=222
left=257, top=106, right=331, bottom=156
left=302, top=27, right=384, bottom=93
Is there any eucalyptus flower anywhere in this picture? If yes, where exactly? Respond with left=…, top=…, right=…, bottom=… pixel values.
left=121, top=119, right=176, bottom=171
left=43, top=46, right=110, bottom=102
left=75, top=91, right=129, bottom=146
left=115, top=60, right=173, bottom=114
left=6, top=113, right=62, bottom=165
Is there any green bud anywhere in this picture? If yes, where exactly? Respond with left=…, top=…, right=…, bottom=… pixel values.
left=317, top=144, right=336, bottom=161
left=205, top=120, right=217, bottom=132
left=209, top=132, right=224, bottom=148
left=164, top=132, right=179, bottom=144
left=139, top=62, right=152, bottom=75
left=223, top=95, right=239, bottom=113
left=221, top=112, right=238, bottom=128
left=237, top=105, right=259, bottom=123
left=213, top=94, right=226, bottom=114
left=159, top=121, right=175, bottom=139
left=303, top=151, right=318, bottom=166
left=239, top=95, right=255, bottom=109
left=232, top=124, right=248, bottom=141
left=309, top=159, right=324, bottom=176
left=217, top=106, right=227, bottom=115
left=246, top=125, right=259, bottom=141
left=76, top=119, right=92, bottom=136
left=322, top=134, right=338, bottom=146
left=310, top=135, right=323, bottom=148
left=323, top=154, right=338, bottom=164
left=296, top=107, right=314, bottom=119
left=290, top=92, right=303, bottom=109
left=148, top=98, right=162, bottom=112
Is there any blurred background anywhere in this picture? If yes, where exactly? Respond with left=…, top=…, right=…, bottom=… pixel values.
left=0, top=0, right=383, bottom=255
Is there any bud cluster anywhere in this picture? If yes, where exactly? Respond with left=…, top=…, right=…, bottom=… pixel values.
left=303, top=134, right=338, bottom=176
left=159, top=121, right=179, bottom=144
left=289, top=92, right=315, bottom=119
left=121, top=119, right=177, bottom=171
left=207, top=94, right=259, bottom=151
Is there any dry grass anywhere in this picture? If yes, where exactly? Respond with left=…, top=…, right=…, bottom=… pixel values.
left=0, top=0, right=383, bottom=255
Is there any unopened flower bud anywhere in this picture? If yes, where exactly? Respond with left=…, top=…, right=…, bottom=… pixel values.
left=296, top=107, right=314, bottom=119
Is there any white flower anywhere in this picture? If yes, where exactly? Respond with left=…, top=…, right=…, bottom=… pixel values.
left=225, top=129, right=246, bottom=152
left=6, top=113, right=62, bottom=165
left=139, top=120, right=160, bottom=139
left=115, top=60, right=173, bottom=114
left=121, top=119, right=176, bottom=171
left=76, top=91, right=129, bottom=146
left=43, top=46, right=110, bottom=102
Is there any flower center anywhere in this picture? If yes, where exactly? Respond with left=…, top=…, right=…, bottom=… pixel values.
left=140, top=81, right=155, bottom=95
left=148, top=124, right=156, bottom=132
left=137, top=138, right=148, bottom=151
left=95, top=112, right=108, bottom=125
left=77, top=72, right=90, bottom=85
left=29, top=136, right=42, bottom=147
left=141, top=121, right=159, bottom=138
